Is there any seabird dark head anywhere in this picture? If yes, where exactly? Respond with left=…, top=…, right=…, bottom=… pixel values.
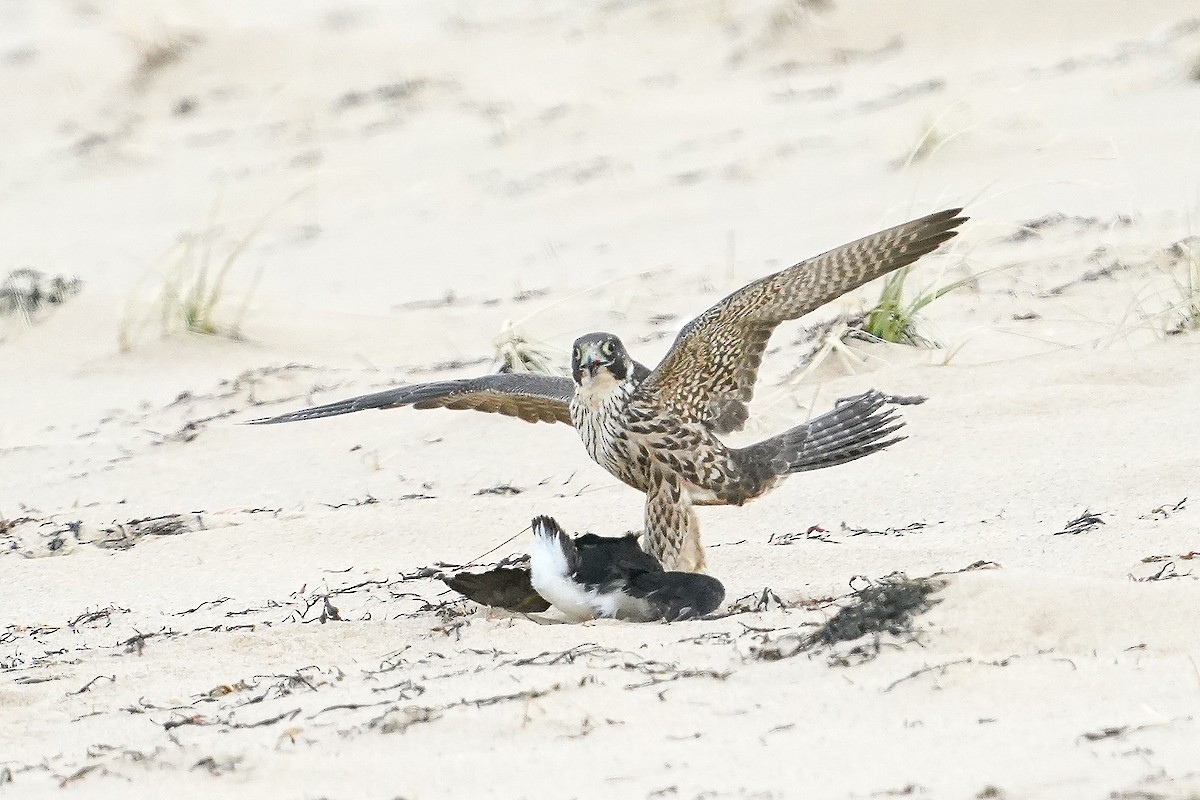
left=571, top=332, right=632, bottom=385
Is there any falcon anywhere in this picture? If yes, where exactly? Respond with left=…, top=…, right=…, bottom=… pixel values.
left=249, top=208, right=966, bottom=571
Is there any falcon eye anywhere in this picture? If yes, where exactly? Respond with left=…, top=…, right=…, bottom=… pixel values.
left=573, top=347, right=582, bottom=362
left=600, top=341, right=614, bottom=356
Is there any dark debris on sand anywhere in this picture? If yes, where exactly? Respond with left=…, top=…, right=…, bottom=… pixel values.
left=750, top=573, right=946, bottom=664
left=474, top=484, right=523, bottom=497
left=1054, top=510, right=1105, bottom=535
left=812, top=574, right=942, bottom=648
left=0, top=268, right=84, bottom=320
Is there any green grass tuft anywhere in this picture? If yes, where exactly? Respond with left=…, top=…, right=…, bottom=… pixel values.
left=120, top=191, right=307, bottom=351
left=119, top=224, right=261, bottom=352
left=861, top=266, right=978, bottom=346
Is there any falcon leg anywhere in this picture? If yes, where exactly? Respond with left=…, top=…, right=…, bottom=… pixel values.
left=643, top=473, right=706, bottom=573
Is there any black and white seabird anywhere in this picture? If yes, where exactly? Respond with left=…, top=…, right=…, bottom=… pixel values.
left=528, top=515, right=724, bottom=622
left=442, top=516, right=724, bottom=622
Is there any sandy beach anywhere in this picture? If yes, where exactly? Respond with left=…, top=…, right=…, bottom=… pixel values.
left=3, top=1, right=1200, bottom=797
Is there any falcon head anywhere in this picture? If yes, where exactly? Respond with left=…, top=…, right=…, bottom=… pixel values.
left=571, top=332, right=633, bottom=386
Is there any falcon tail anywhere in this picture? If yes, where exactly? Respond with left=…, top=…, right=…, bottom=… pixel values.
left=747, top=390, right=923, bottom=475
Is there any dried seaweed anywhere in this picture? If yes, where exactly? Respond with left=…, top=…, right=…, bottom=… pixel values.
left=1054, top=511, right=1105, bottom=536
left=748, top=574, right=944, bottom=664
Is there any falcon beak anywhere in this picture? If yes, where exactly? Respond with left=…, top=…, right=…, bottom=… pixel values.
left=577, top=344, right=608, bottom=378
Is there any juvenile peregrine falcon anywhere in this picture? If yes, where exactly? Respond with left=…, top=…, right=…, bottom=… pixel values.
left=250, top=208, right=966, bottom=571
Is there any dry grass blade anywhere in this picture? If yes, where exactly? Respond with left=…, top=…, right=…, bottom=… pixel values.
left=1165, top=237, right=1200, bottom=333
left=491, top=321, right=564, bottom=375
left=119, top=189, right=307, bottom=350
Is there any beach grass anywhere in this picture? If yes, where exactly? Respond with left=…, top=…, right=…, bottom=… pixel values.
left=119, top=224, right=261, bottom=351
left=862, top=265, right=978, bottom=346
left=491, top=322, right=564, bottom=375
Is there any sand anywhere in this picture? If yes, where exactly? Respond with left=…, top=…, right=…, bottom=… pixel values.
left=3, top=1, right=1200, bottom=798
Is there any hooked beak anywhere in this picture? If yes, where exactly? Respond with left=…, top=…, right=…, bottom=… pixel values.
left=581, top=357, right=605, bottom=378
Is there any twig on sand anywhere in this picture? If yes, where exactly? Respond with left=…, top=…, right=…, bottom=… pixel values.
left=1054, top=510, right=1105, bottom=535
left=624, top=668, right=731, bottom=690
left=320, top=494, right=379, bottom=509
left=884, top=650, right=1054, bottom=692
left=69, top=675, right=116, bottom=695
left=723, top=587, right=790, bottom=615
left=475, top=483, right=523, bottom=496
left=842, top=521, right=928, bottom=537
left=175, top=597, right=232, bottom=615
left=511, top=643, right=608, bottom=666
left=1131, top=561, right=1191, bottom=582
left=1078, top=717, right=1189, bottom=743
left=506, top=644, right=728, bottom=690
left=746, top=572, right=950, bottom=665
left=1141, top=550, right=1200, bottom=563
left=227, top=709, right=301, bottom=729
left=307, top=701, right=394, bottom=720
left=163, top=714, right=208, bottom=731
left=57, top=764, right=105, bottom=788
left=467, top=685, right=560, bottom=708
left=1140, top=497, right=1187, bottom=520
left=120, top=629, right=173, bottom=656
left=883, top=657, right=975, bottom=692
left=462, top=522, right=533, bottom=567
left=364, top=684, right=563, bottom=734
left=164, top=708, right=302, bottom=731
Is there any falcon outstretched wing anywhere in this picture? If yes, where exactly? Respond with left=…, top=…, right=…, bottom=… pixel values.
left=632, top=208, right=966, bottom=433
left=245, top=373, right=574, bottom=426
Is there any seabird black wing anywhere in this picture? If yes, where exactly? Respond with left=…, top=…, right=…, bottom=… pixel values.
left=441, top=568, right=551, bottom=613
left=624, top=571, right=726, bottom=621
left=571, top=532, right=663, bottom=585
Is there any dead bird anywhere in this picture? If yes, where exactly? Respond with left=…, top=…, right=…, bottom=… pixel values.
left=444, top=516, right=723, bottom=622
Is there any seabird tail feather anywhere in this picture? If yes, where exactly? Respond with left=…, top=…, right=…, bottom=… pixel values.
left=529, top=515, right=595, bottom=621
